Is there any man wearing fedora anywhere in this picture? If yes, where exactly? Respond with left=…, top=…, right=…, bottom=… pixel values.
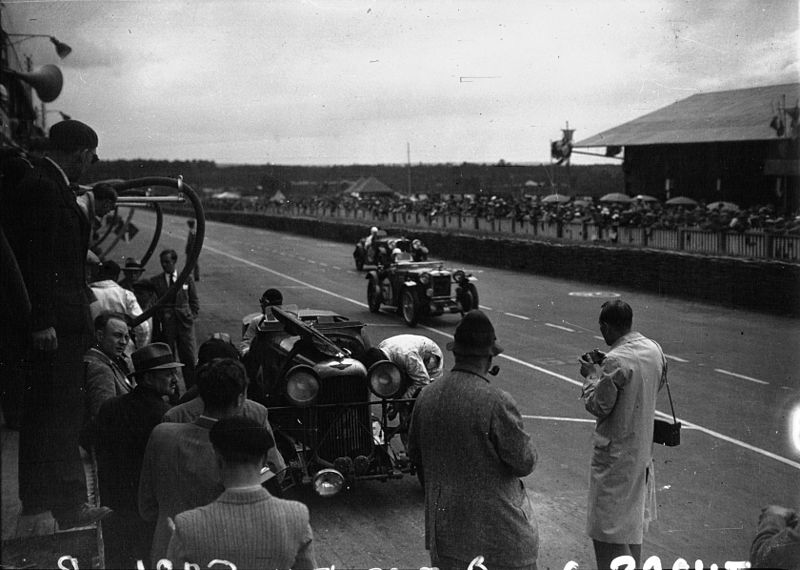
left=95, top=342, right=181, bottom=568
left=119, top=257, right=145, bottom=291
left=1, top=119, right=109, bottom=529
left=408, top=310, right=539, bottom=570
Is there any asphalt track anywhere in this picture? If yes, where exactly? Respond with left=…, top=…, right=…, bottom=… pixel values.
left=112, top=211, right=799, bottom=569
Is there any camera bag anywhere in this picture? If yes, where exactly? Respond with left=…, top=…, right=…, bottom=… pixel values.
left=653, top=375, right=681, bottom=447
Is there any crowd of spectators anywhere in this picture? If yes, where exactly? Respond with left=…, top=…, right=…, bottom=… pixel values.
left=201, top=192, right=800, bottom=235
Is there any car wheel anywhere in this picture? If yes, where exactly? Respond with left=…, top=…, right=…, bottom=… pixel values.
left=367, top=277, right=381, bottom=313
left=401, top=289, right=420, bottom=327
left=460, top=283, right=479, bottom=313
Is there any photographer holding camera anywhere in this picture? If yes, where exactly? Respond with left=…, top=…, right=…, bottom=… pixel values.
left=579, top=300, right=668, bottom=569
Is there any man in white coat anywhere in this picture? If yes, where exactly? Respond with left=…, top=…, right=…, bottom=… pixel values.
left=579, top=300, right=667, bottom=569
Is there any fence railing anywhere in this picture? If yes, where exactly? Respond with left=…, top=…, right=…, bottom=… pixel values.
left=253, top=204, right=800, bottom=263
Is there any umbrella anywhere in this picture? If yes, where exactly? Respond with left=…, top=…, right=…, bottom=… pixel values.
left=541, top=193, right=571, bottom=204
left=706, top=201, right=740, bottom=211
left=633, top=194, right=660, bottom=203
left=665, top=196, right=698, bottom=207
left=600, top=192, right=633, bottom=203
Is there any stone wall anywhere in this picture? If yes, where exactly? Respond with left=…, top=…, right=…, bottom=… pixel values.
left=199, top=210, right=800, bottom=317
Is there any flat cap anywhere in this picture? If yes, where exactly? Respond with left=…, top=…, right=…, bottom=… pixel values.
left=49, top=120, right=98, bottom=152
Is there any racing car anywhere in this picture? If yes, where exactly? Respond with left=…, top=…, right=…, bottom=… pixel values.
left=353, top=231, right=408, bottom=270
left=365, top=257, right=479, bottom=326
left=241, top=306, right=420, bottom=496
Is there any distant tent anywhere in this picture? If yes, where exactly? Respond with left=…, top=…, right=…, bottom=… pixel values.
left=269, top=189, right=287, bottom=204
left=345, top=176, right=398, bottom=197
left=212, top=191, right=241, bottom=200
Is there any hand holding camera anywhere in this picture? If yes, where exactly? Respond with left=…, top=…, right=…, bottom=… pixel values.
left=579, top=348, right=606, bottom=378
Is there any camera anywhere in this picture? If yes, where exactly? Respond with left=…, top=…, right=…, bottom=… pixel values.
left=582, top=349, right=605, bottom=364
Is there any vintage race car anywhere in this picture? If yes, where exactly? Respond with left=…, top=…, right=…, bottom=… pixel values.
left=241, top=306, right=419, bottom=496
left=354, top=231, right=409, bottom=270
left=365, top=259, right=479, bottom=326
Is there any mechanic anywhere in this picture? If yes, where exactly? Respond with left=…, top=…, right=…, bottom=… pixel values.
left=364, top=226, right=379, bottom=248
left=240, top=288, right=284, bottom=356
left=411, top=238, right=429, bottom=261
left=362, top=334, right=443, bottom=402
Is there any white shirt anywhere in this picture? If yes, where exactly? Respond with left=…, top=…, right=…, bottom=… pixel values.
left=90, top=280, right=152, bottom=351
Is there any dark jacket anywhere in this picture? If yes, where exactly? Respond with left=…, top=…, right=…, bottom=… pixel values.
left=95, top=385, right=171, bottom=515
left=2, top=156, right=92, bottom=336
left=408, top=363, right=539, bottom=567
left=149, top=272, right=199, bottom=328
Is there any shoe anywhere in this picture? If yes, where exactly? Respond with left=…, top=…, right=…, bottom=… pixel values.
left=54, top=503, right=113, bottom=530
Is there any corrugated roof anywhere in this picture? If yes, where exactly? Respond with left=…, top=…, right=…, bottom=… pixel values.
left=575, top=83, right=799, bottom=147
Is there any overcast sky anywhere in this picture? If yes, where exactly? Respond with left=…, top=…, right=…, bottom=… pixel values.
left=3, top=0, right=798, bottom=165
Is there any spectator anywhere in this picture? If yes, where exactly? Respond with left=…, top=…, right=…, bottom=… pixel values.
left=0, top=119, right=110, bottom=529
left=185, top=218, right=200, bottom=282
left=150, top=248, right=199, bottom=389
left=95, top=342, right=180, bottom=568
left=166, top=416, right=316, bottom=569
left=90, top=258, right=151, bottom=352
left=408, top=310, right=539, bottom=569
left=119, top=257, right=146, bottom=291
left=750, top=504, right=800, bottom=569
left=240, top=288, right=283, bottom=356
left=138, top=358, right=255, bottom=564
left=80, top=311, right=133, bottom=450
left=579, top=300, right=667, bottom=569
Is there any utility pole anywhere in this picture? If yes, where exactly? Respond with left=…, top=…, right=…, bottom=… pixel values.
left=406, top=142, right=412, bottom=196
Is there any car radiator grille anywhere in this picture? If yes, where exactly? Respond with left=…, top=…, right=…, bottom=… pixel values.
left=432, top=276, right=451, bottom=297
left=316, top=375, right=374, bottom=461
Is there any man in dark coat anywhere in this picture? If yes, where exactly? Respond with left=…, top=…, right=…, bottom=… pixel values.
left=95, top=342, right=180, bottom=568
left=1, top=119, right=111, bottom=529
left=408, top=310, right=540, bottom=570
left=149, top=248, right=199, bottom=388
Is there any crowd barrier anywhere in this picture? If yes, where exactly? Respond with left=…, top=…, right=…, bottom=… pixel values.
left=271, top=204, right=800, bottom=263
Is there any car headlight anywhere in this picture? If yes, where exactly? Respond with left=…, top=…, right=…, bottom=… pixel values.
left=284, top=365, right=319, bottom=406
left=368, top=360, right=403, bottom=398
left=453, top=270, right=466, bottom=283
left=419, top=272, right=431, bottom=285
left=313, top=468, right=344, bottom=497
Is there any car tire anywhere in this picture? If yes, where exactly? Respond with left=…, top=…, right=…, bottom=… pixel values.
left=401, top=288, right=420, bottom=327
left=460, top=283, right=479, bottom=313
left=367, top=277, right=381, bottom=313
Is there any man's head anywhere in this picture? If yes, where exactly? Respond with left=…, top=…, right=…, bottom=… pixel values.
left=370, top=226, right=378, bottom=235
left=122, top=257, right=144, bottom=281
left=47, top=120, right=99, bottom=183
left=131, top=342, right=183, bottom=396
left=446, top=310, right=503, bottom=371
left=197, top=358, right=249, bottom=416
left=598, top=300, right=633, bottom=346
left=159, top=249, right=178, bottom=275
left=94, top=311, right=130, bottom=358
left=260, top=288, right=283, bottom=310
left=198, top=335, right=240, bottom=366
left=91, top=183, right=117, bottom=218
left=209, top=416, right=275, bottom=473
left=95, top=259, right=121, bottom=282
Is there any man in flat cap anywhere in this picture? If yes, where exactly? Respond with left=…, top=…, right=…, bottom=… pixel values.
left=408, top=310, right=540, bottom=570
left=1, top=119, right=108, bottom=529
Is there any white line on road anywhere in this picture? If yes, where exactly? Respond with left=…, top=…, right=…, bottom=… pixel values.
left=593, top=335, right=604, bottom=341
left=504, top=312, right=530, bottom=320
left=199, top=243, right=799, bottom=471
left=714, top=368, right=769, bottom=385
left=665, top=354, right=689, bottom=363
left=332, top=266, right=342, bottom=270
left=545, top=323, right=575, bottom=333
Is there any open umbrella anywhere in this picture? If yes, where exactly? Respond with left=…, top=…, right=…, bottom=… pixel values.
left=600, top=192, right=633, bottom=203
left=706, top=201, right=740, bottom=211
left=665, top=196, right=698, bottom=207
left=541, top=193, right=571, bottom=204
left=633, top=194, right=659, bottom=203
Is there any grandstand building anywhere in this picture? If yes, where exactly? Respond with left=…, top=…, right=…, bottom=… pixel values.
left=574, top=82, right=800, bottom=212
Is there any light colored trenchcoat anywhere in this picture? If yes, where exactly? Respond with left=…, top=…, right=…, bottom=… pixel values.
left=581, top=331, right=667, bottom=544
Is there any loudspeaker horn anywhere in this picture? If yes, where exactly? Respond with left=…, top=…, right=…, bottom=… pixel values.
left=4, top=64, right=64, bottom=103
